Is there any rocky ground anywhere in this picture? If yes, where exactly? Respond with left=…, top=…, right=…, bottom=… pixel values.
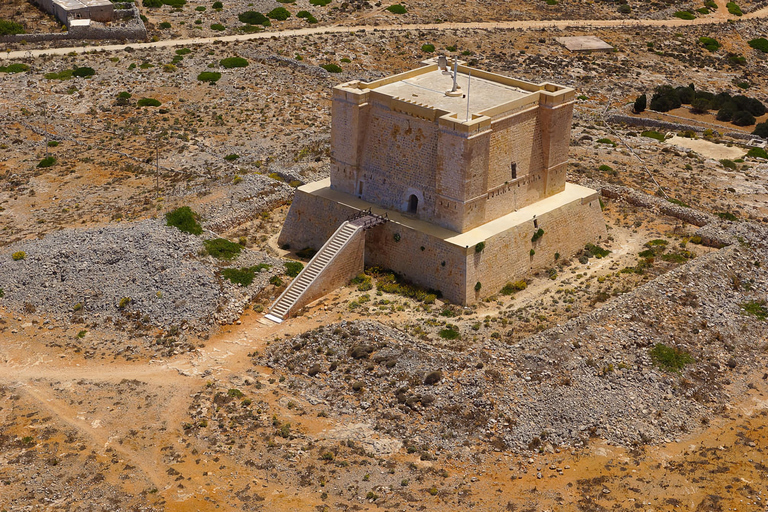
left=1, top=3, right=768, bottom=510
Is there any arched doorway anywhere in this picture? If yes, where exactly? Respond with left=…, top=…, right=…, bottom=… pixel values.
left=407, top=194, right=418, bottom=214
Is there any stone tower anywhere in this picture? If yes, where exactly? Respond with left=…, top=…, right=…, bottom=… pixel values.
left=278, top=58, right=606, bottom=305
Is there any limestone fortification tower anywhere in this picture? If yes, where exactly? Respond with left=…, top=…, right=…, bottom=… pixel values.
left=269, top=58, right=606, bottom=321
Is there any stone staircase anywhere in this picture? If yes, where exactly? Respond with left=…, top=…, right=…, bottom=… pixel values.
left=265, top=221, right=362, bottom=323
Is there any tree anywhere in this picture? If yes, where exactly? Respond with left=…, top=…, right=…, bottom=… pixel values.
left=690, top=98, right=710, bottom=114
left=753, top=122, right=768, bottom=138
left=650, top=85, right=681, bottom=112
left=633, top=94, right=647, bottom=113
left=732, top=111, right=756, bottom=126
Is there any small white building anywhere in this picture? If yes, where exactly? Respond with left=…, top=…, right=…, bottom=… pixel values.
left=35, top=0, right=114, bottom=26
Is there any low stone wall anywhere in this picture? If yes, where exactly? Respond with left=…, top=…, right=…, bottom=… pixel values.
left=0, top=5, right=146, bottom=43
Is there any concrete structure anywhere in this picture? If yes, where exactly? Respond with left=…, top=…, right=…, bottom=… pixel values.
left=277, top=58, right=607, bottom=308
left=556, top=36, right=614, bottom=52
left=34, top=0, right=114, bottom=26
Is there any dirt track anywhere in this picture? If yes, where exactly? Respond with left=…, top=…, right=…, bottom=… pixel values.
left=3, top=1, right=768, bottom=60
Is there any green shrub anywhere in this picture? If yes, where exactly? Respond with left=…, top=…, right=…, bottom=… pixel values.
left=37, top=156, right=56, bottom=168
left=633, top=94, right=646, bottom=113
left=210, top=23, right=226, bottom=30
left=321, top=63, right=342, bottom=73
left=747, top=147, right=768, bottom=159
left=159, top=21, right=171, bottom=29
left=386, top=3, right=407, bottom=13
left=698, top=37, right=720, bottom=52
left=673, top=10, right=695, bottom=19
left=748, top=38, right=768, bottom=53
left=0, top=63, right=29, bottom=73
left=165, top=206, right=202, bottom=235
left=732, top=110, right=755, bottom=126
left=204, top=238, right=242, bottom=259
left=501, top=280, right=527, bottom=295
left=741, top=300, right=767, bottom=320
left=438, top=326, right=460, bottom=340
left=118, top=297, right=131, bottom=309
left=238, top=10, right=270, bottom=25
left=716, top=211, right=738, bottom=221
left=641, top=130, right=665, bottom=142
left=284, top=261, right=304, bottom=277
left=310, top=0, right=331, bottom=4
left=0, top=288, right=5, bottom=298
left=585, top=243, right=610, bottom=258
left=267, top=7, right=291, bottom=20
left=650, top=85, right=681, bottom=112
left=296, top=10, right=317, bottom=22
left=474, top=281, right=482, bottom=292
left=12, top=251, right=26, bottom=261
left=726, top=1, right=741, bottom=15
left=720, top=159, right=737, bottom=170
left=220, top=56, right=248, bottom=68
left=44, top=69, right=73, bottom=80
left=222, top=267, right=255, bottom=286
left=0, top=19, right=25, bottom=36
left=475, top=241, right=485, bottom=253
left=143, top=0, right=163, bottom=6
left=212, top=1, right=223, bottom=8
left=137, top=97, right=161, bottom=107
left=224, top=153, right=238, bottom=161
left=296, top=247, right=317, bottom=259
left=531, top=228, right=544, bottom=242
left=421, top=44, right=435, bottom=53
left=269, top=275, right=283, bottom=287
left=650, top=343, right=694, bottom=372
left=596, top=138, right=615, bottom=146
left=753, top=122, right=768, bottom=138
left=197, top=71, right=221, bottom=83
left=728, top=54, right=746, bottom=65
left=195, top=5, right=206, bottom=10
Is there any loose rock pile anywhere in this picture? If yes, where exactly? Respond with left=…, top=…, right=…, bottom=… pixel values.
left=0, top=219, right=274, bottom=331
left=263, top=217, right=768, bottom=451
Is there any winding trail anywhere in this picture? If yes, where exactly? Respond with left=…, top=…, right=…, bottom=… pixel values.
left=2, top=4, right=768, bottom=60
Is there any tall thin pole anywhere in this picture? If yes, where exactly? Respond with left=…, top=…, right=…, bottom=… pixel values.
left=465, top=70, right=472, bottom=122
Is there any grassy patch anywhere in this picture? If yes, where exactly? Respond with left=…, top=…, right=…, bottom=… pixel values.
left=221, top=267, right=255, bottom=286
left=321, top=63, right=342, bottom=73
left=284, top=261, right=304, bottom=277
left=204, top=238, right=242, bottom=260
left=165, top=206, right=202, bottom=235
left=137, top=97, right=162, bottom=107
left=698, top=36, right=720, bottom=52
left=726, top=1, right=742, bottom=15
left=0, top=19, right=25, bottom=36
left=197, top=71, right=221, bottom=83
left=220, top=57, right=248, bottom=68
left=747, top=147, right=768, bottom=159
left=0, top=63, right=29, bottom=73
left=650, top=343, right=694, bottom=372
left=37, top=156, right=56, bottom=168
left=421, top=44, right=435, bottom=53
left=438, top=326, right=460, bottom=340
left=673, top=10, right=695, bottom=19
left=585, top=243, right=610, bottom=258
left=741, top=300, right=767, bottom=320
left=375, top=270, right=438, bottom=303
left=267, top=7, right=291, bottom=20
left=748, top=38, right=768, bottom=53
left=719, top=159, right=737, bottom=170
left=501, top=280, right=527, bottom=295
left=296, top=10, right=317, bottom=22
left=667, top=197, right=690, bottom=208
left=641, top=130, right=665, bottom=142
left=386, top=3, right=407, bottom=13
left=238, top=11, right=270, bottom=25
left=716, top=211, right=738, bottom=221
left=44, top=69, right=74, bottom=80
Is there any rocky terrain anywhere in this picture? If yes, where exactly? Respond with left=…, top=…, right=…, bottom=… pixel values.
left=1, top=0, right=768, bottom=510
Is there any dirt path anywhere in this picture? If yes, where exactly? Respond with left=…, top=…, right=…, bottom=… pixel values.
left=3, top=7, right=767, bottom=60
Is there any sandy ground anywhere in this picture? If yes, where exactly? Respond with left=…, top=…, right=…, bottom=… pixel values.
left=665, top=135, right=748, bottom=160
